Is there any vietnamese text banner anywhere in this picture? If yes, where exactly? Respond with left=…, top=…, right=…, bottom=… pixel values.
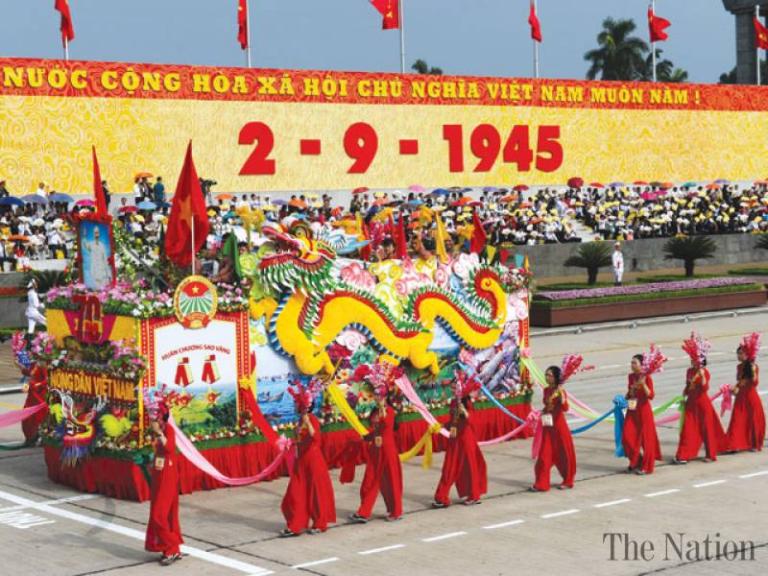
left=1, top=58, right=767, bottom=193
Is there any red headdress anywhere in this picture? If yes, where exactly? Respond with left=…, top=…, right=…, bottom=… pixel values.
left=288, top=377, right=323, bottom=413
left=739, top=332, right=761, bottom=363
left=354, top=358, right=403, bottom=398
left=453, top=367, right=481, bottom=400
left=681, top=332, right=711, bottom=367
left=559, top=354, right=593, bottom=384
left=641, top=344, right=668, bottom=376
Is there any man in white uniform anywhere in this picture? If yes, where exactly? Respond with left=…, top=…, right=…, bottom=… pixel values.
left=26, top=278, right=46, bottom=334
left=612, top=242, right=624, bottom=286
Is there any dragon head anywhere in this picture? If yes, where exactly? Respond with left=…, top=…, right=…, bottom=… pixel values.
left=257, top=219, right=337, bottom=294
left=469, top=266, right=508, bottom=322
left=52, top=390, right=107, bottom=467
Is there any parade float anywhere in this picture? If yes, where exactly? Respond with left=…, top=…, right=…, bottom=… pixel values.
left=27, top=211, right=533, bottom=501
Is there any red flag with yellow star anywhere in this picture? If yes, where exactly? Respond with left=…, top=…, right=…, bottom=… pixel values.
left=165, top=142, right=210, bottom=268
left=755, top=17, right=768, bottom=50
left=55, top=0, right=75, bottom=46
left=528, top=1, right=542, bottom=43
left=648, top=6, right=670, bottom=43
left=370, top=0, right=400, bottom=30
left=237, top=0, right=249, bottom=50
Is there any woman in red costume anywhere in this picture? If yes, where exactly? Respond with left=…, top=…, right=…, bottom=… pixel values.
left=280, top=379, right=336, bottom=537
left=21, top=363, right=48, bottom=444
left=727, top=333, right=765, bottom=452
left=144, top=401, right=183, bottom=566
left=351, top=361, right=403, bottom=523
left=622, top=346, right=665, bottom=475
left=674, top=333, right=727, bottom=464
left=432, top=368, right=487, bottom=507
left=531, top=355, right=584, bottom=492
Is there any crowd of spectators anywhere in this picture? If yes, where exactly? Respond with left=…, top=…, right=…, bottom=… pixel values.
left=2, top=176, right=768, bottom=273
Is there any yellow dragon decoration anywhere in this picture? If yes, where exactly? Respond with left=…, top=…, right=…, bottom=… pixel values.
left=247, top=220, right=522, bottom=376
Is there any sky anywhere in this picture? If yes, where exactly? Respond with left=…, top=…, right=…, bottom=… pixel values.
left=0, top=1, right=737, bottom=83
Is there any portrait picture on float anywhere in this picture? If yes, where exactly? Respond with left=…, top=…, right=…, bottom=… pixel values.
left=77, top=217, right=115, bottom=290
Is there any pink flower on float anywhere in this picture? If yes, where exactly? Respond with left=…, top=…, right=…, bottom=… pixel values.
left=340, top=262, right=376, bottom=290
left=434, top=266, right=450, bottom=288
left=520, top=347, right=531, bottom=359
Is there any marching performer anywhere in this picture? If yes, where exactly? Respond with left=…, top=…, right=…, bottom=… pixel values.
left=280, top=380, right=336, bottom=536
left=144, top=400, right=184, bottom=566
left=530, top=355, right=583, bottom=492
left=21, top=362, right=48, bottom=444
left=674, top=333, right=727, bottom=464
left=432, top=368, right=487, bottom=507
left=727, top=333, right=765, bottom=452
left=622, top=347, right=665, bottom=475
left=351, top=361, right=403, bottom=523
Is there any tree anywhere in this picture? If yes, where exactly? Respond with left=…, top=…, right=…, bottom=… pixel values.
left=719, top=67, right=737, bottom=84
left=411, top=59, right=443, bottom=75
left=667, top=68, right=689, bottom=83
left=584, top=18, right=649, bottom=81
left=564, top=242, right=613, bottom=285
left=663, top=236, right=717, bottom=277
left=719, top=61, right=768, bottom=84
left=756, top=233, right=768, bottom=250
left=638, top=49, right=689, bottom=82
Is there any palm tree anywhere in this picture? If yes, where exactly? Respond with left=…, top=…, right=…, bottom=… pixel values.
left=720, top=61, right=767, bottom=84
left=584, top=18, right=649, bottom=81
left=756, top=233, right=768, bottom=250
left=638, top=49, right=689, bottom=82
left=564, top=242, right=613, bottom=285
left=663, top=236, right=717, bottom=277
left=411, top=59, right=443, bottom=75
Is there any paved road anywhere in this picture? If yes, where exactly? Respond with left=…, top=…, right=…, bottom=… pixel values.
left=0, top=313, right=766, bottom=576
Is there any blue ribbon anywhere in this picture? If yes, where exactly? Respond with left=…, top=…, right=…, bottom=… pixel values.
left=613, top=395, right=627, bottom=457
left=570, top=407, right=613, bottom=435
left=479, top=383, right=526, bottom=424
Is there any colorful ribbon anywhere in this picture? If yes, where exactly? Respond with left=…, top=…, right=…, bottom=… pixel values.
left=479, top=383, right=527, bottom=424
left=399, top=423, right=442, bottom=469
left=479, top=410, right=540, bottom=454
left=0, top=402, right=47, bottom=429
left=169, top=415, right=291, bottom=486
left=613, top=396, right=627, bottom=457
left=327, top=383, right=369, bottom=436
left=716, top=384, right=733, bottom=416
left=394, top=375, right=450, bottom=438
left=327, top=382, right=438, bottom=468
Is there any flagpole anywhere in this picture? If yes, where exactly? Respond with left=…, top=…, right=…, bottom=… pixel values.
left=757, top=5, right=762, bottom=86
left=246, top=0, right=252, bottom=68
left=64, top=37, right=69, bottom=62
left=399, top=0, right=406, bottom=74
left=651, top=0, right=657, bottom=82
left=533, top=0, right=540, bottom=78
left=191, top=211, right=196, bottom=273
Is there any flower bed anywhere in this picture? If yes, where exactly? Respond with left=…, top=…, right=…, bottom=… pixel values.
left=531, top=277, right=766, bottom=327
left=534, top=277, right=760, bottom=307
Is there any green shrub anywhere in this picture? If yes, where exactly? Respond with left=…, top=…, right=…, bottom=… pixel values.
left=563, top=242, right=613, bottom=285
left=663, top=236, right=717, bottom=277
